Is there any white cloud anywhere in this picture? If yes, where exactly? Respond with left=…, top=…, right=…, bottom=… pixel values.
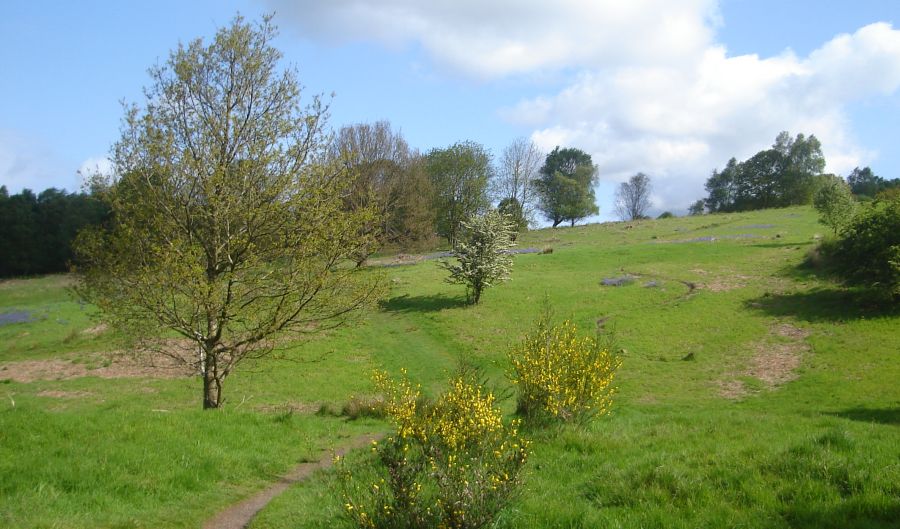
left=518, top=22, right=900, bottom=211
left=271, top=2, right=900, bottom=214
left=268, top=0, right=720, bottom=77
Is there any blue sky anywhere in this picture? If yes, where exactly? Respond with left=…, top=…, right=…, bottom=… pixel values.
left=2, top=0, right=899, bottom=219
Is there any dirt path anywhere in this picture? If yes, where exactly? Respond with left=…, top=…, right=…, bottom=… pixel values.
left=203, top=433, right=381, bottom=529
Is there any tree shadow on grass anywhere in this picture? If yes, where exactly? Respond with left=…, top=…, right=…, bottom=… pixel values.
left=826, top=407, right=900, bottom=426
left=750, top=241, right=814, bottom=249
left=745, top=287, right=899, bottom=323
left=380, top=294, right=467, bottom=314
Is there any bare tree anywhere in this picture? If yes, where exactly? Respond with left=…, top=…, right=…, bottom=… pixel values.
left=332, top=121, right=433, bottom=263
left=493, top=137, right=543, bottom=227
left=614, top=172, right=652, bottom=221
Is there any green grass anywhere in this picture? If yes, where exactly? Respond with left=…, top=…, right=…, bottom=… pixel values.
left=2, top=206, right=898, bottom=528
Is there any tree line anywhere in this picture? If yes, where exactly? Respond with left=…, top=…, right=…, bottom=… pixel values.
left=691, top=131, right=898, bottom=215
left=335, top=125, right=600, bottom=263
left=7, top=125, right=897, bottom=279
left=0, top=186, right=108, bottom=277
left=1, top=124, right=601, bottom=279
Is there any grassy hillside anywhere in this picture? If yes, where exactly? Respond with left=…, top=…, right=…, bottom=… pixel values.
left=1, top=206, right=898, bottom=528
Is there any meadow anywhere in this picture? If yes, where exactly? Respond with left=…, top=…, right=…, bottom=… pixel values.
left=1, top=206, right=898, bottom=528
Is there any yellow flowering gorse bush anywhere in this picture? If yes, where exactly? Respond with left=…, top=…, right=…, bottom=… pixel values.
left=509, top=316, right=621, bottom=422
left=338, top=369, right=529, bottom=529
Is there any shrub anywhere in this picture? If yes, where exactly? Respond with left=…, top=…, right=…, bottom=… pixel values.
left=657, top=211, right=674, bottom=219
left=338, top=369, right=529, bottom=529
left=813, top=176, right=856, bottom=234
left=508, top=314, right=621, bottom=423
left=442, top=209, right=515, bottom=304
left=875, top=187, right=900, bottom=202
left=828, top=194, right=900, bottom=298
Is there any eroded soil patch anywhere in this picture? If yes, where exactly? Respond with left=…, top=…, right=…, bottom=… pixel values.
left=0, top=352, right=193, bottom=383
left=255, top=401, right=322, bottom=415
left=745, top=341, right=804, bottom=386
left=36, top=389, right=93, bottom=399
left=702, top=275, right=752, bottom=292
left=718, top=322, right=810, bottom=399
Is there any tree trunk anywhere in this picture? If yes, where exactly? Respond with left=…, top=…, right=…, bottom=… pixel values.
left=570, top=219, right=575, bottom=227
left=202, top=351, right=222, bottom=409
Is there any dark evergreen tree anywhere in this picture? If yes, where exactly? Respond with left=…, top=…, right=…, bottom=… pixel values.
left=0, top=188, right=108, bottom=277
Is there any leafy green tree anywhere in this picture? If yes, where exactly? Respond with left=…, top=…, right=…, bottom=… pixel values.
left=427, top=141, right=492, bottom=245
left=704, top=158, right=740, bottom=212
left=74, top=15, right=382, bottom=409
left=535, top=147, right=598, bottom=227
left=442, top=209, right=515, bottom=304
left=391, top=155, right=437, bottom=251
left=498, top=196, right=527, bottom=236
left=847, top=166, right=881, bottom=197
left=774, top=132, right=826, bottom=205
left=847, top=166, right=900, bottom=198
left=614, top=172, right=652, bottom=221
left=704, top=132, right=825, bottom=212
left=688, top=200, right=705, bottom=216
left=813, top=176, right=857, bottom=234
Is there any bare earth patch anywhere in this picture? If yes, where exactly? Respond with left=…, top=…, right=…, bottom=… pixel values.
left=718, top=322, right=810, bottom=399
left=771, top=323, right=810, bottom=340
left=81, top=323, right=109, bottom=336
left=255, top=401, right=321, bottom=414
left=0, top=352, right=193, bottom=383
left=0, top=275, right=74, bottom=291
left=745, top=342, right=804, bottom=386
left=701, top=274, right=752, bottom=292
left=717, top=379, right=750, bottom=399
left=36, top=389, right=93, bottom=399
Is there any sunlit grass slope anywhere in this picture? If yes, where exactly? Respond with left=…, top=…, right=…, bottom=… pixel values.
left=1, top=206, right=897, bottom=528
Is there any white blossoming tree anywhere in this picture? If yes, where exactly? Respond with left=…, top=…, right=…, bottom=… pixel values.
left=442, top=209, right=515, bottom=304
